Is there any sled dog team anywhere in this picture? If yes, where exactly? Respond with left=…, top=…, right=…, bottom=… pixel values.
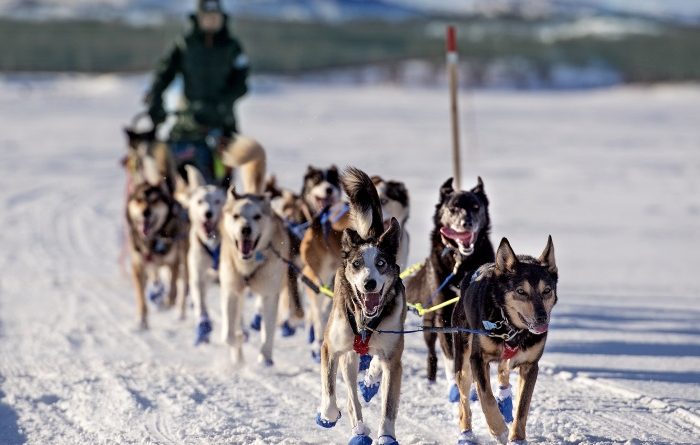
left=123, top=131, right=559, bottom=445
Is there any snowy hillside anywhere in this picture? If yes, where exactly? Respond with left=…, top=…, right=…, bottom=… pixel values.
left=2, top=0, right=700, bottom=23
left=0, top=73, right=698, bottom=444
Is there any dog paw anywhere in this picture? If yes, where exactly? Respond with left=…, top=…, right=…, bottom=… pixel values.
left=258, top=355, right=274, bottom=367
left=359, top=380, right=380, bottom=403
left=315, top=411, right=341, bottom=429
left=280, top=320, right=296, bottom=337
left=194, top=318, right=213, bottom=346
left=497, top=386, right=514, bottom=423
left=457, top=430, right=478, bottom=445
left=377, top=435, right=399, bottom=445
left=507, top=441, right=527, bottom=445
left=448, top=383, right=460, bottom=403
left=311, top=348, right=321, bottom=363
left=250, top=313, right=262, bottom=331
left=359, top=354, right=372, bottom=371
left=137, top=318, right=149, bottom=331
left=494, top=431, right=508, bottom=445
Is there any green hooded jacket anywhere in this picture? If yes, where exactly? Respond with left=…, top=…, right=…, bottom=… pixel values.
left=146, top=14, right=249, bottom=141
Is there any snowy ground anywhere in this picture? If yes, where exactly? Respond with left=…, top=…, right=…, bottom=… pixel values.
left=0, top=74, right=698, bottom=444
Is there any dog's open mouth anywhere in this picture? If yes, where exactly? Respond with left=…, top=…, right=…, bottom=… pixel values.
left=440, top=226, right=476, bottom=255
left=360, top=290, right=382, bottom=318
left=236, top=237, right=260, bottom=260
left=142, top=220, right=153, bottom=237
left=203, top=221, right=217, bottom=238
left=519, top=313, right=549, bottom=335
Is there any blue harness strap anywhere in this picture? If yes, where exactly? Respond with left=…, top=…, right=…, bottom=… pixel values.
left=199, top=239, right=221, bottom=270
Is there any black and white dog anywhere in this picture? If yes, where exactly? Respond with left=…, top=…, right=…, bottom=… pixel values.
left=316, top=167, right=405, bottom=445
left=405, top=177, right=495, bottom=399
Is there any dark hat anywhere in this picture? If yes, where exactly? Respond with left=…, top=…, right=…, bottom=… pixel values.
left=198, top=0, right=223, bottom=13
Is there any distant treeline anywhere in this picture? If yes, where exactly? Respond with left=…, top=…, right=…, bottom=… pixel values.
left=1, top=17, right=700, bottom=84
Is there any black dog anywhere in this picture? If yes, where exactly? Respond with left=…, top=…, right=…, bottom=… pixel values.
left=451, top=237, right=558, bottom=445
left=405, top=177, right=494, bottom=395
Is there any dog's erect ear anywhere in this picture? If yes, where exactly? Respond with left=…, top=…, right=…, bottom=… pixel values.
left=342, top=228, right=364, bottom=253
left=173, top=175, right=190, bottom=207
left=378, top=217, right=401, bottom=260
left=185, top=165, right=206, bottom=191
left=495, top=237, right=518, bottom=273
left=306, top=165, right=316, bottom=175
left=370, top=175, right=383, bottom=186
left=228, top=185, right=243, bottom=201
left=539, top=235, right=557, bottom=275
left=471, top=177, right=485, bottom=194
left=439, top=178, right=454, bottom=201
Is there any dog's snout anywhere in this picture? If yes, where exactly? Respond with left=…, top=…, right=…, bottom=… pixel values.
left=364, top=279, right=377, bottom=292
left=205, top=210, right=213, bottom=219
left=325, top=186, right=334, bottom=196
left=241, top=226, right=252, bottom=237
left=143, top=208, right=151, bottom=218
left=535, top=312, right=548, bottom=324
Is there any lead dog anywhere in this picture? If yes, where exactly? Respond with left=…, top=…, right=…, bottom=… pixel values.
left=316, top=167, right=405, bottom=445
left=301, top=174, right=410, bottom=361
left=452, top=237, right=558, bottom=445
left=219, top=187, right=293, bottom=366
left=405, top=177, right=494, bottom=397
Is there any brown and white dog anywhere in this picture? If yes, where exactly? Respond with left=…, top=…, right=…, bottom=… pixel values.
left=316, top=167, right=405, bottom=445
left=452, top=237, right=558, bottom=445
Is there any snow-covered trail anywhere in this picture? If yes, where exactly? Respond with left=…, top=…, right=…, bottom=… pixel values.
left=0, top=75, right=698, bottom=444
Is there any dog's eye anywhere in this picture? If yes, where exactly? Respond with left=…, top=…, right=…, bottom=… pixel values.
left=473, top=204, right=480, bottom=210
left=380, top=198, right=388, bottom=206
left=352, top=260, right=362, bottom=269
left=542, top=287, right=552, bottom=295
left=516, top=288, right=527, bottom=296
left=253, top=214, right=261, bottom=221
left=233, top=214, right=240, bottom=220
left=376, top=259, right=386, bottom=268
left=198, top=199, right=204, bottom=205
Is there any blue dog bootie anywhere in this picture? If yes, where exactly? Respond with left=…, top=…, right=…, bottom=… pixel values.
left=194, top=316, right=213, bottom=345
left=457, top=430, right=478, bottom=445
left=308, top=325, right=315, bottom=344
left=377, top=434, right=399, bottom=445
left=315, top=410, right=341, bottom=429
left=348, top=422, right=372, bottom=445
left=280, top=319, right=296, bottom=337
left=147, top=281, right=165, bottom=306
left=448, top=383, right=460, bottom=403
left=469, top=385, right=478, bottom=402
left=250, top=313, right=262, bottom=331
left=359, top=380, right=380, bottom=403
left=497, top=385, right=514, bottom=423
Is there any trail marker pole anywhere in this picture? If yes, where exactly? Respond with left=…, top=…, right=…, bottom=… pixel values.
left=447, top=25, right=461, bottom=190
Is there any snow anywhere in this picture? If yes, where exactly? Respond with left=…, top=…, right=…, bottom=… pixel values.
left=0, top=73, right=699, bottom=444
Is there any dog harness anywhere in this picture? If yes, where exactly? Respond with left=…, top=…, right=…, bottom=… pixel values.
left=198, top=238, right=221, bottom=271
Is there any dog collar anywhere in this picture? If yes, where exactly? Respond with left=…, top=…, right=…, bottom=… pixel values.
left=345, top=302, right=392, bottom=355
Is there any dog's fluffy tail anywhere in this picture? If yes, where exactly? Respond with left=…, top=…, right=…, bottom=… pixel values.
left=220, top=135, right=267, bottom=194
left=342, top=167, right=384, bottom=239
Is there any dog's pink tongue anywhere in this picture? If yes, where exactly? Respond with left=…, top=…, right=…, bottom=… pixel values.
left=364, top=292, right=381, bottom=313
left=440, top=227, right=473, bottom=244
left=531, top=324, right=549, bottom=334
